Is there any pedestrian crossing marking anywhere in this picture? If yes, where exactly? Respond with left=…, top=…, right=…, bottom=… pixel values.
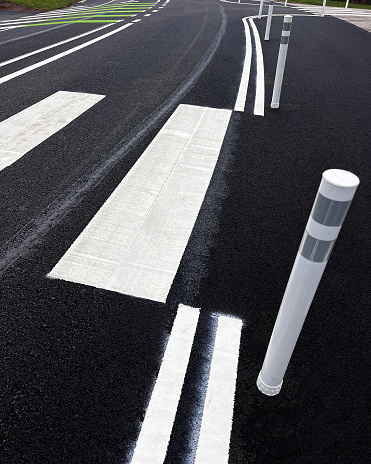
left=0, top=91, right=105, bottom=172
left=49, top=105, right=232, bottom=303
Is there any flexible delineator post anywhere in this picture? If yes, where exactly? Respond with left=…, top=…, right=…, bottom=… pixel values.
left=258, top=0, right=264, bottom=19
left=285, top=0, right=288, bottom=6
left=345, top=0, right=350, bottom=8
left=264, top=0, right=274, bottom=40
left=321, top=0, right=327, bottom=17
left=257, top=169, right=360, bottom=396
left=271, top=15, right=293, bottom=109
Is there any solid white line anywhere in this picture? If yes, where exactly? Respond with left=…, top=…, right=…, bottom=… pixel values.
left=195, top=316, right=242, bottom=464
left=130, top=304, right=199, bottom=464
left=0, top=91, right=105, bottom=172
left=49, top=104, right=232, bottom=303
left=0, top=23, right=132, bottom=85
left=234, top=17, right=252, bottom=112
left=0, top=24, right=113, bottom=68
left=249, top=17, right=265, bottom=116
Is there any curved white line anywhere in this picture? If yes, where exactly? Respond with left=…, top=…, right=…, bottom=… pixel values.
left=249, top=17, right=265, bottom=116
left=234, top=17, right=252, bottom=112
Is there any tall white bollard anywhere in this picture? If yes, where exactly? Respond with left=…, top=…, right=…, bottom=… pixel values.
left=345, top=0, right=350, bottom=8
left=258, top=0, right=264, bottom=19
left=257, top=169, right=360, bottom=396
left=271, top=15, right=293, bottom=109
left=264, top=0, right=274, bottom=40
left=285, top=0, right=288, bottom=6
left=321, top=0, right=327, bottom=17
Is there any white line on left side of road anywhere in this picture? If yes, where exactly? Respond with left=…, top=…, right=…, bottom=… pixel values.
left=130, top=304, right=200, bottom=464
left=234, top=17, right=252, bottom=112
left=0, top=91, right=105, bottom=172
left=195, top=315, right=242, bottom=463
left=0, top=23, right=132, bottom=85
left=0, top=23, right=113, bottom=68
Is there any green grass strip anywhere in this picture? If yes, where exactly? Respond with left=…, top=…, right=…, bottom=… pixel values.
left=32, top=14, right=133, bottom=19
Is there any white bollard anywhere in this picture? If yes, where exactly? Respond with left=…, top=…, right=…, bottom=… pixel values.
left=257, top=169, right=360, bottom=396
left=285, top=0, right=288, bottom=6
left=264, top=0, right=275, bottom=40
left=271, top=15, right=293, bottom=109
left=258, top=0, right=264, bottom=19
left=345, top=0, right=350, bottom=8
left=321, top=0, right=327, bottom=17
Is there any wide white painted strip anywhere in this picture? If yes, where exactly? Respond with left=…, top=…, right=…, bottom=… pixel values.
left=0, top=24, right=113, bottom=68
left=195, top=316, right=242, bottom=464
left=234, top=17, right=252, bottom=112
left=130, top=304, right=199, bottom=464
left=49, top=104, right=232, bottom=303
left=0, top=23, right=132, bottom=85
left=0, top=91, right=105, bottom=171
left=249, top=17, right=265, bottom=116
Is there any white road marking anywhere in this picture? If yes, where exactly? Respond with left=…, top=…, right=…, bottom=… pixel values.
left=0, top=24, right=113, bottom=68
left=249, top=17, right=265, bottom=116
left=0, top=23, right=132, bottom=85
left=0, top=91, right=104, bottom=172
left=130, top=304, right=199, bottom=464
left=144, top=14, right=152, bottom=16
left=195, top=316, right=242, bottom=464
left=49, top=104, right=232, bottom=303
left=234, top=17, right=252, bottom=112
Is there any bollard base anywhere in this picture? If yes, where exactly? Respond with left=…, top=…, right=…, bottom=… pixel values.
left=257, top=371, right=282, bottom=396
left=270, top=102, right=279, bottom=109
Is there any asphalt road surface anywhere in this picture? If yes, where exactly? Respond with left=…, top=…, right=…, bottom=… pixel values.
left=1, top=1, right=370, bottom=463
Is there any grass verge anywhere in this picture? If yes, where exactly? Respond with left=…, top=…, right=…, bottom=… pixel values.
left=0, top=0, right=78, bottom=10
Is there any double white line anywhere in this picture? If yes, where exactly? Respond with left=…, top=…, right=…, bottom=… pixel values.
left=130, top=305, right=242, bottom=464
left=235, top=17, right=265, bottom=116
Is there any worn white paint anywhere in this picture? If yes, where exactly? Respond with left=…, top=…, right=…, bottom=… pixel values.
left=195, top=316, right=242, bottom=463
left=49, top=104, right=231, bottom=303
left=130, top=305, right=199, bottom=464
left=0, top=91, right=104, bottom=172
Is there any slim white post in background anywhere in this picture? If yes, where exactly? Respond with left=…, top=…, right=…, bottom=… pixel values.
left=258, top=0, right=264, bottom=19
left=285, top=0, right=288, bottom=6
left=345, top=0, right=350, bottom=8
left=257, top=169, right=360, bottom=396
left=271, top=15, right=293, bottom=109
left=264, top=0, right=274, bottom=40
left=321, top=0, right=327, bottom=17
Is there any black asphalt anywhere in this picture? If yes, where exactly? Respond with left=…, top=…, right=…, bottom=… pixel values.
left=1, top=0, right=370, bottom=463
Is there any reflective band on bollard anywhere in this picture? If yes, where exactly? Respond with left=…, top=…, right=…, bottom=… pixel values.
left=264, top=0, right=274, bottom=40
left=258, top=0, right=264, bottom=19
left=257, top=170, right=360, bottom=396
left=271, top=15, right=293, bottom=109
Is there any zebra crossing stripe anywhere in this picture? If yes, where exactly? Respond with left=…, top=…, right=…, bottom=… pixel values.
left=49, top=104, right=232, bottom=303
left=130, top=305, right=200, bottom=464
left=195, top=316, right=242, bottom=463
left=0, top=91, right=105, bottom=172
